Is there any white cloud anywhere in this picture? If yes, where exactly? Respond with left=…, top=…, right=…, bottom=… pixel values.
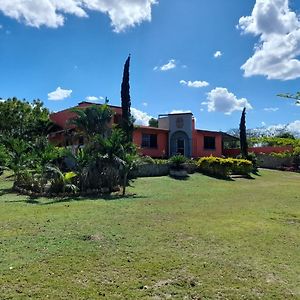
left=85, top=96, right=98, bottom=101
left=204, top=87, right=253, bottom=115
left=0, top=0, right=157, bottom=32
left=0, top=24, right=3, bottom=29
left=214, top=51, right=222, bottom=58
left=131, top=108, right=152, bottom=126
left=238, top=0, right=300, bottom=80
left=287, top=120, right=300, bottom=134
left=180, top=80, right=209, bottom=88
left=85, top=96, right=104, bottom=102
left=154, top=59, right=176, bottom=71
left=48, top=87, right=72, bottom=101
left=263, top=120, right=300, bottom=137
left=264, top=107, right=279, bottom=112
left=169, top=110, right=192, bottom=114
left=142, top=102, right=148, bottom=107
left=261, top=121, right=266, bottom=126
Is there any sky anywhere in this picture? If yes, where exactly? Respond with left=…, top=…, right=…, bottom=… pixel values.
left=0, top=0, right=300, bottom=133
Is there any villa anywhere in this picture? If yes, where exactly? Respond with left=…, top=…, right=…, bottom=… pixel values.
left=49, top=101, right=238, bottom=158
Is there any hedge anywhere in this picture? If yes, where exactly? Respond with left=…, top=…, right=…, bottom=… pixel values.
left=197, top=156, right=253, bottom=178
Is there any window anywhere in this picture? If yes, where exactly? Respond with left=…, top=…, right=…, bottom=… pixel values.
left=204, top=136, right=216, bottom=150
left=142, top=134, right=157, bottom=148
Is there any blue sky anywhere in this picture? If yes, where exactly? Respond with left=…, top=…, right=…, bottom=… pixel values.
left=0, top=0, right=300, bottom=133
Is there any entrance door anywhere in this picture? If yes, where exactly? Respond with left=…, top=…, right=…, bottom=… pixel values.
left=177, top=138, right=185, bottom=155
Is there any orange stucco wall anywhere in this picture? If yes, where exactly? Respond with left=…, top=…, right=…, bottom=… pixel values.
left=133, top=127, right=169, bottom=158
left=192, top=130, right=223, bottom=158
left=50, top=102, right=122, bottom=130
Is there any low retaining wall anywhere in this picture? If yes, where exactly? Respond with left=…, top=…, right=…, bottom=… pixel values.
left=131, top=163, right=170, bottom=177
left=131, top=163, right=197, bottom=178
left=256, top=154, right=295, bottom=169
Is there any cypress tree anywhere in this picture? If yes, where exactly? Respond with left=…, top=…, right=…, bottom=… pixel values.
left=239, top=107, right=248, bottom=158
left=121, top=55, right=133, bottom=141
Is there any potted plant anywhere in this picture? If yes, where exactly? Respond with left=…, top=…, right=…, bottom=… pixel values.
left=169, top=154, right=188, bottom=178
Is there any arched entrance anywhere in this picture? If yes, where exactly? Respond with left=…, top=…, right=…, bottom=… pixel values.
left=170, top=131, right=190, bottom=157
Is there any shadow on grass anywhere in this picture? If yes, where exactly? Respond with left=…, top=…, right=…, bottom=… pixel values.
left=0, top=187, right=14, bottom=197
left=25, top=193, right=149, bottom=205
left=169, top=175, right=190, bottom=181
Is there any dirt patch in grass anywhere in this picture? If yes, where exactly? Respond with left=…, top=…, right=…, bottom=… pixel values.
left=82, top=234, right=105, bottom=242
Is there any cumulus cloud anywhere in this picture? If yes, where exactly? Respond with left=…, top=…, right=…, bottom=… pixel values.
left=264, top=107, right=279, bottom=112
left=287, top=120, right=300, bottom=134
left=238, top=0, right=300, bottom=80
left=48, top=87, right=72, bottom=101
left=0, top=0, right=157, bottom=32
left=85, top=96, right=104, bottom=102
left=203, top=87, right=253, bottom=115
left=131, top=107, right=152, bottom=126
left=154, top=59, right=176, bottom=71
left=214, top=51, right=222, bottom=58
left=169, top=110, right=192, bottom=114
left=263, top=120, right=300, bottom=137
left=180, top=80, right=209, bottom=88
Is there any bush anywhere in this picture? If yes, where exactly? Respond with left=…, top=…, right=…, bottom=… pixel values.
left=197, top=156, right=253, bottom=178
left=237, top=152, right=258, bottom=173
left=169, top=155, right=187, bottom=170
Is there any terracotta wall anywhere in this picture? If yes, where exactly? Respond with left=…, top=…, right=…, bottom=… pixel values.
left=133, top=128, right=169, bottom=158
left=192, top=130, right=223, bottom=158
left=50, top=102, right=122, bottom=129
left=223, top=146, right=294, bottom=157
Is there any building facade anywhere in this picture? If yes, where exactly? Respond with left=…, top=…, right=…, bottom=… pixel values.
left=49, top=101, right=237, bottom=158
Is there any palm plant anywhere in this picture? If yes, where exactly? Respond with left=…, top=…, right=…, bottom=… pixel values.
left=69, top=105, right=113, bottom=140
left=43, top=165, right=78, bottom=194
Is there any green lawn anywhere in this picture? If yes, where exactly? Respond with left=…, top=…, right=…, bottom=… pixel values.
left=0, top=170, right=299, bottom=299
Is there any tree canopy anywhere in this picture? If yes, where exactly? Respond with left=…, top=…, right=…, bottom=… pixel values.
left=0, top=97, right=51, bottom=141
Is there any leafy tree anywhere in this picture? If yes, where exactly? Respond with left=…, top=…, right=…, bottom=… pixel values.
left=278, top=92, right=300, bottom=105
left=149, top=118, right=158, bottom=128
left=69, top=104, right=113, bottom=140
left=121, top=55, right=134, bottom=142
left=239, top=108, right=248, bottom=158
left=0, top=98, right=51, bottom=141
left=276, top=132, right=295, bottom=139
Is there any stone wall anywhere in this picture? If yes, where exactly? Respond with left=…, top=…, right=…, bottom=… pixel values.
left=256, top=154, right=295, bottom=169
left=131, top=163, right=197, bottom=178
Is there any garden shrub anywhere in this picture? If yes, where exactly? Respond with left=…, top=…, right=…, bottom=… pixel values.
left=169, top=155, right=187, bottom=170
left=197, top=156, right=253, bottom=178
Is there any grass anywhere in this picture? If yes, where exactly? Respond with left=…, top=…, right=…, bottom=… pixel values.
left=0, top=170, right=300, bottom=299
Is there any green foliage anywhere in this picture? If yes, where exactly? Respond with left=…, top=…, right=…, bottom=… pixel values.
left=148, top=118, right=158, bottom=128
left=277, top=92, right=300, bottom=105
left=169, top=154, right=187, bottom=170
left=69, top=104, right=113, bottom=139
left=0, top=98, right=51, bottom=141
left=121, top=55, right=134, bottom=142
left=250, top=136, right=300, bottom=147
left=44, top=165, right=78, bottom=194
left=239, top=107, right=248, bottom=158
left=0, top=144, right=9, bottom=168
left=197, top=156, right=253, bottom=178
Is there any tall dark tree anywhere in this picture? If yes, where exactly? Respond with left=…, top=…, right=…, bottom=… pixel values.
left=121, top=55, right=134, bottom=141
left=239, top=108, right=248, bottom=158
